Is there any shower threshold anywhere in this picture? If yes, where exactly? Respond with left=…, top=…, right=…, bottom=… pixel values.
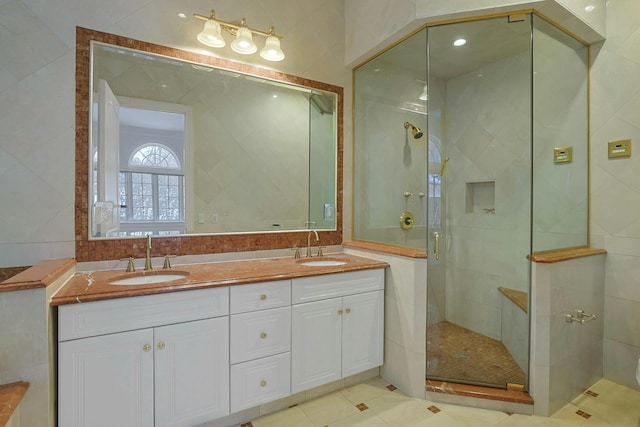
left=425, top=379, right=533, bottom=405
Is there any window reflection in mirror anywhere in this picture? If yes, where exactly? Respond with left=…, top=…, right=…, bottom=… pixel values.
left=92, top=93, right=189, bottom=237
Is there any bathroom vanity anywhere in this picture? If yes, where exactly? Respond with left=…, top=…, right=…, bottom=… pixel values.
left=53, top=254, right=386, bottom=427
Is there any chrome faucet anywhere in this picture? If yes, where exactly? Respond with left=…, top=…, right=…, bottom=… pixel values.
left=144, top=234, right=153, bottom=270
left=306, top=229, right=319, bottom=257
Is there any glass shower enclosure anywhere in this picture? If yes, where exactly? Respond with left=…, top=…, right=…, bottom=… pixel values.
left=353, top=13, right=588, bottom=390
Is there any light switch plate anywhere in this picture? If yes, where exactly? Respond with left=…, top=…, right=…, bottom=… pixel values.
left=608, top=139, right=631, bottom=158
left=554, top=147, right=573, bottom=163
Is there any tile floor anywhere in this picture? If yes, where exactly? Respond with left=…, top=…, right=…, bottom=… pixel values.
left=235, top=377, right=640, bottom=427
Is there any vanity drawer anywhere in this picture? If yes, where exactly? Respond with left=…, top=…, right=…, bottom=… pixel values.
left=230, top=280, right=291, bottom=314
left=230, top=306, right=291, bottom=364
left=230, top=352, right=290, bottom=413
left=292, top=269, right=384, bottom=304
left=58, top=287, right=229, bottom=341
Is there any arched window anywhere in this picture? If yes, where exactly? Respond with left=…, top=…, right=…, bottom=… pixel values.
left=428, top=135, right=443, bottom=229
left=119, top=143, right=185, bottom=235
left=129, top=144, right=181, bottom=170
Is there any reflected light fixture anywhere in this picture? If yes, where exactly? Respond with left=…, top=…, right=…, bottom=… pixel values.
left=453, top=38, right=467, bottom=47
left=194, top=9, right=285, bottom=61
left=419, top=84, right=428, bottom=101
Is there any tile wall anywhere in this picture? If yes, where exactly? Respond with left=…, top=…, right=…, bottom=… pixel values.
left=344, top=247, right=428, bottom=399
left=444, top=48, right=531, bottom=340
left=0, top=0, right=347, bottom=268
left=530, top=254, right=605, bottom=415
left=590, top=0, right=640, bottom=392
left=352, top=34, right=428, bottom=249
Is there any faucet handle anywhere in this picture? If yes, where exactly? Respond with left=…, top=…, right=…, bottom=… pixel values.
left=291, top=246, right=301, bottom=259
left=316, top=246, right=325, bottom=257
left=163, top=255, right=176, bottom=269
left=120, top=257, right=135, bottom=272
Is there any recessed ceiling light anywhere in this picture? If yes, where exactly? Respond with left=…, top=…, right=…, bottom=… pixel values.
left=453, top=38, right=467, bottom=47
left=178, top=12, right=186, bottom=18
left=584, top=5, right=595, bottom=12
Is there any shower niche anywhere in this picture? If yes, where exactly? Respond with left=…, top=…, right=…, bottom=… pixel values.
left=465, top=181, right=495, bottom=214
left=353, top=12, right=589, bottom=394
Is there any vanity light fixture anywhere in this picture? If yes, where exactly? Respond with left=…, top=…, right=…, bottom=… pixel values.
left=194, top=9, right=285, bottom=61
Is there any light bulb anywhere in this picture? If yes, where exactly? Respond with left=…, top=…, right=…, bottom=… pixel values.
left=260, top=36, right=285, bottom=61
left=196, top=20, right=225, bottom=48
left=231, top=27, right=257, bottom=54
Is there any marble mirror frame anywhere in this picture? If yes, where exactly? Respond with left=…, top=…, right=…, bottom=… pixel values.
left=75, top=27, right=343, bottom=262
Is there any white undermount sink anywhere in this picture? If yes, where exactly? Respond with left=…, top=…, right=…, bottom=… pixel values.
left=109, top=272, right=189, bottom=285
left=297, top=259, right=347, bottom=267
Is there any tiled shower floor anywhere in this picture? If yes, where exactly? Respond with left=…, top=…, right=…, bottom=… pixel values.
left=426, top=321, right=526, bottom=388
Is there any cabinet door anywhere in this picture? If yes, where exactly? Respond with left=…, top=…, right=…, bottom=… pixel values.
left=291, top=298, right=342, bottom=393
left=59, top=329, right=154, bottom=427
left=342, top=290, right=384, bottom=377
left=154, top=317, right=229, bottom=427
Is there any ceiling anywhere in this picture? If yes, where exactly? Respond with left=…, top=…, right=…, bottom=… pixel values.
left=371, top=15, right=532, bottom=81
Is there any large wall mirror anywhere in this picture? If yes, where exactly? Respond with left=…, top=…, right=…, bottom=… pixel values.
left=76, top=27, right=343, bottom=261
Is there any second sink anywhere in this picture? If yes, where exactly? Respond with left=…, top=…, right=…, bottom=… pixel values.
left=297, top=259, right=347, bottom=267
left=109, top=271, right=189, bottom=286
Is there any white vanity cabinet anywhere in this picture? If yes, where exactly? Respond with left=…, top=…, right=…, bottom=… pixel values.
left=57, top=265, right=386, bottom=425
left=229, top=280, right=292, bottom=413
left=58, top=287, right=230, bottom=427
left=291, top=269, right=384, bottom=393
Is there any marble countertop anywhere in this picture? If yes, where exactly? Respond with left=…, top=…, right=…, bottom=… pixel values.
left=51, top=253, right=388, bottom=306
left=0, top=381, right=29, bottom=425
left=0, top=259, right=75, bottom=293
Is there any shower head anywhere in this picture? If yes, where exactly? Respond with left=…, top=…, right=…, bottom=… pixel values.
left=404, top=121, right=423, bottom=139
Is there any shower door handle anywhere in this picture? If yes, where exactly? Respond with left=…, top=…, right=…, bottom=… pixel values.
left=433, top=232, right=440, bottom=261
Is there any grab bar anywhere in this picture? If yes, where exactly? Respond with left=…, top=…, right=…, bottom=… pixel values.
left=433, top=232, right=440, bottom=261
left=565, top=309, right=597, bottom=324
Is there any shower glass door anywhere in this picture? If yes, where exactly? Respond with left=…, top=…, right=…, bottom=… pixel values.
left=426, top=15, right=533, bottom=389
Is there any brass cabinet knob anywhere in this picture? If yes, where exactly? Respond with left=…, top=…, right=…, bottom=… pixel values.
left=157, top=342, right=166, bottom=350
left=260, top=380, right=267, bottom=387
left=143, top=344, right=151, bottom=352
left=345, top=308, right=351, bottom=314
left=260, top=294, right=267, bottom=301
left=338, top=309, right=343, bottom=315
left=260, top=332, right=267, bottom=339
